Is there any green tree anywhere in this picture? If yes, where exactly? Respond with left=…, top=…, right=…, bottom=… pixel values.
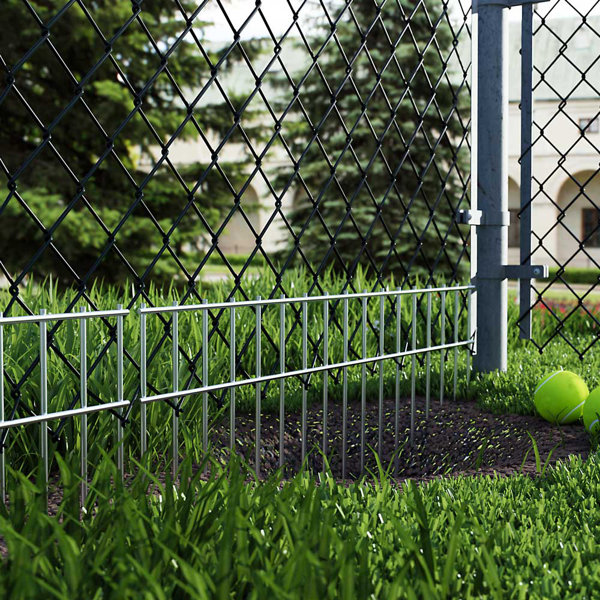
left=277, top=0, right=469, bottom=283
left=0, top=1, right=260, bottom=285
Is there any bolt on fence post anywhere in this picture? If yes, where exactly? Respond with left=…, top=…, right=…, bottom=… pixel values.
left=473, top=0, right=509, bottom=373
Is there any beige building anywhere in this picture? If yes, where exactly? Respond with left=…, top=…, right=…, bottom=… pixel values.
left=508, top=17, right=600, bottom=268
left=166, top=16, right=600, bottom=266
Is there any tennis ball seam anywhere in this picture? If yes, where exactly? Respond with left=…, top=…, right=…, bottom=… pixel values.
left=534, top=370, right=563, bottom=396
left=560, top=400, right=586, bottom=424
left=588, top=418, right=600, bottom=433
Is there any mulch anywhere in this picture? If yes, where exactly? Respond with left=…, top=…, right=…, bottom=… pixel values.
left=20, top=397, right=592, bottom=521
left=207, top=395, right=591, bottom=482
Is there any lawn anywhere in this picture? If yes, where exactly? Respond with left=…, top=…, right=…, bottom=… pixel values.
left=1, top=271, right=600, bottom=598
left=2, top=454, right=600, bottom=598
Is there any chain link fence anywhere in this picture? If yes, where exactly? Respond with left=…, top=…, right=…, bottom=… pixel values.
left=0, top=1, right=472, bottom=453
left=519, top=1, right=600, bottom=356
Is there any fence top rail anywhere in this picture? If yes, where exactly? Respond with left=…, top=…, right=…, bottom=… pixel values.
left=139, top=285, right=475, bottom=315
left=0, top=308, right=129, bottom=326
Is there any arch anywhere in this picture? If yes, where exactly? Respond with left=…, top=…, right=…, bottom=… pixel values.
left=555, top=169, right=600, bottom=267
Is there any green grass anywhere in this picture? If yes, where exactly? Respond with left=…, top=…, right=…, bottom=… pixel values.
left=2, top=452, right=600, bottom=598
left=3, top=273, right=600, bottom=596
left=4, top=269, right=600, bottom=474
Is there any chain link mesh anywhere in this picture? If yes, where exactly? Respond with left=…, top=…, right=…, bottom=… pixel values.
left=0, top=1, right=471, bottom=445
left=520, top=1, right=600, bottom=356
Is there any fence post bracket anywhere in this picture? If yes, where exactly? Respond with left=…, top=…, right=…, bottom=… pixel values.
left=456, top=209, right=510, bottom=227
left=474, top=0, right=549, bottom=9
left=502, top=265, right=548, bottom=280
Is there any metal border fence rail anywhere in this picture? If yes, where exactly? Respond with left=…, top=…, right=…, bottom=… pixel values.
left=0, top=284, right=474, bottom=504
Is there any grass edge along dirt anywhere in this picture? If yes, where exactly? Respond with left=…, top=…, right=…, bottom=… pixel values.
left=2, top=451, right=600, bottom=598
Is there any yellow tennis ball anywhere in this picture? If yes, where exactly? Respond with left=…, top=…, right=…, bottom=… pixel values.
left=533, top=370, right=588, bottom=425
left=583, top=387, right=600, bottom=435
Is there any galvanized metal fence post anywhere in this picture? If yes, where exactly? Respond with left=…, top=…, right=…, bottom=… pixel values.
left=473, top=0, right=509, bottom=373
left=471, top=0, right=549, bottom=372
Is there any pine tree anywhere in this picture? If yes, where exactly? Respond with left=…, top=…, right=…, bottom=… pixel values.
left=0, top=1, right=260, bottom=285
left=277, top=0, right=469, bottom=283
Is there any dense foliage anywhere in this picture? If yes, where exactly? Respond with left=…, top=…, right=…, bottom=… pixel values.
left=0, top=1, right=258, bottom=284
left=277, top=0, right=469, bottom=282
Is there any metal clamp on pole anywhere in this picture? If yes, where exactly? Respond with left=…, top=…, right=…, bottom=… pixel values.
left=456, top=209, right=510, bottom=226
left=503, top=265, right=548, bottom=279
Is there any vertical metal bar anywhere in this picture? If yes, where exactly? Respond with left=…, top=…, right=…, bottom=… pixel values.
left=230, top=298, right=236, bottom=453
left=342, top=291, right=348, bottom=479
left=255, top=299, right=262, bottom=476
left=0, top=315, right=5, bottom=504
left=378, top=293, right=384, bottom=455
left=467, top=290, right=473, bottom=389
left=394, top=293, right=401, bottom=472
left=80, top=307, right=87, bottom=505
left=279, top=298, right=285, bottom=468
left=519, top=3, right=534, bottom=340
left=116, top=306, right=124, bottom=479
left=440, top=292, right=446, bottom=405
left=473, top=0, right=508, bottom=372
left=410, top=294, right=417, bottom=446
left=453, top=290, right=459, bottom=401
left=425, top=289, right=432, bottom=419
left=39, top=311, right=48, bottom=492
left=322, top=293, right=328, bottom=468
left=301, top=295, right=308, bottom=464
left=360, top=294, right=367, bottom=473
left=172, top=302, right=179, bottom=480
left=140, top=305, right=147, bottom=458
left=202, top=300, right=209, bottom=457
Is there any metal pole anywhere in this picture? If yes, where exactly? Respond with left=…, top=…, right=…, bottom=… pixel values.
left=80, top=307, right=87, bottom=505
left=140, top=305, right=147, bottom=457
left=519, top=2, right=534, bottom=339
left=116, top=306, right=124, bottom=479
left=255, top=299, right=261, bottom=476
left=0, top=315, right=5, bottom=504
left=473, top=0, right=509, bottom=373
left=39, top=310, right=48, bottom=492
left=172, top=303, right=179, bottom=479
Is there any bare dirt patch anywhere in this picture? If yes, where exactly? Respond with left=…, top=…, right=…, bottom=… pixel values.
left=209, top=396, right=590, bottom=481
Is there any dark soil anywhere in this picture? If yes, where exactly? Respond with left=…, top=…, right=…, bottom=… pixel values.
left=24, top=398, right=592, bottom=520
left=208, top=396, right=591, bottom=481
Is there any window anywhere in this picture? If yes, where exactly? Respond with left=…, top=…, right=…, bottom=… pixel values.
left=508, top=209, right=520, bottom=248
left=579, top=118, right=599, bottom=134
left=582, top=209, right=600, bottom=247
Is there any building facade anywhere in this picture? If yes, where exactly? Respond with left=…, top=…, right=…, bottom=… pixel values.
left=167, top=16, right=600, bottom=267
